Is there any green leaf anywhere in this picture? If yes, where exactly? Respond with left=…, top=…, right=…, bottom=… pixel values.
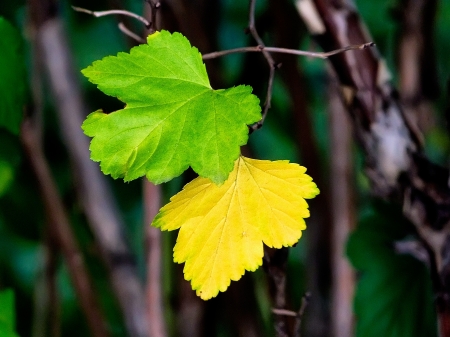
left=347, top=201, right=437, bottom=337
left=82, top=30, right=261, bottom=184
left=0, top=17, right=26, bottom=135
left=0, top=289, right=19, bottom=337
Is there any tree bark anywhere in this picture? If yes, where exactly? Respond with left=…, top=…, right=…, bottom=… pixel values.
left=295, top=0, right=450, bottom=335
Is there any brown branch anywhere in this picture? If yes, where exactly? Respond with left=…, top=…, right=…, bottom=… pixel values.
left=270, top=292, right=311, bottom=337
left=72, top=6, right=151, bottom=28
left=247, top=0, right=276, bottom=131
left=202, top=42, right=374, bottom=60
left=144, top=181, right=167, bottom=337
left=141, top=3, right=167, bottom=335
left=21, top=119, right=109, bottom=337
left=395, top=0, right=438, bottom=137
left=269, top=1, right=332, bottom=334
left=272, top=309, right=298, bottom=317
left=296, top=0, right=450, bottom=336
left=248, top=0, right=284, bottom=328
left=293, top=292, right=311, bottom=337
left=73, top=0, right=372, bottom=134
left=264, top=247, right=290, bottom=337
left=32, top=8, right=149, bottom=336
left=144, top=0, right=161, bottom=34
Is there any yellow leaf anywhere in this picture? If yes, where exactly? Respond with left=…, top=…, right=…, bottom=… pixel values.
left=152, top=156, right=319, bottom=300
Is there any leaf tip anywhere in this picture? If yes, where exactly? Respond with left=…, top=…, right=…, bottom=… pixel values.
left=81, top=110, right=107, bottom=136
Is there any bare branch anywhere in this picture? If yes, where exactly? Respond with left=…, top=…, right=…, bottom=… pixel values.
left=329, top=79, right=355, bottom=337
left=272, top=308, right=298, bottom=317
left=144, top=181, right=167, bottom=337
left=72, top=6, right=151, bottom=28
left=271, top=292, right=311, bottom=337
left=202, top=42, right=375, bottom=60
left=118, top=22, right=145, bottom=43
left=293, top=292, right=311, bottom=337
left=21, top=119, right=109, bottom=337
left=36, top=17, right=149, bottom=336
left=243, top=0, right=374, bottom=132
left=204, top=41, right=375, bottom=130
left=247, top=0, right=276, bottom=131
left=247, top=0, right=274, bottom=65
left=264, top=247, right=289, bottom=337
left=296, top=0, right=450, bottom=335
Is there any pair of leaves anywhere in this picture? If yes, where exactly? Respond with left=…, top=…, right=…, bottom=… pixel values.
left=82, top=30, right=261, bottom=184
left=347, top=201, right=437, bottom=337
left=82, top=30, right=319, bottom=299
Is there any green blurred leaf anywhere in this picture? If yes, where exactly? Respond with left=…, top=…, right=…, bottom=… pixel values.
left=0, top=17, right=26, bottom=135
left=0, top=289, right=19, bottom=337
left=82, top=30, right=261, bottom=184
left=347, top=201, right=437, bottom=337
left=0, top=130, right=21, bottom=197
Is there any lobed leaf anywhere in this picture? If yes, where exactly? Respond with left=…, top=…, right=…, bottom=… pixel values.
left=82, top=30, right=261, bottom=184
left=153, top=156, right=319, bottom=300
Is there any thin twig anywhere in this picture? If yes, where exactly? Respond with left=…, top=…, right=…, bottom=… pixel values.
left=38, top=18, right=148, bottom=336
left=271, top=292, right=311, bottom=337
left=293, top=292, right=311, bottom=337
left=72, top=6, right=151, bottom=28
left=243, top=0, right=373, bottom=131
left=202, top=42, right=375, bottom=60
left=247, top=0, right=276, bottom=131
left=264, top=247, right=289, bottom=337
left=118, top=22, right=145, bottom=43
left=272, top=308, right=298, bottom=317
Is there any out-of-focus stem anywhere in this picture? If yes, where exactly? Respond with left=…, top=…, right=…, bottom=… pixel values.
left=144, top=181, right=167, bottom=337
left=21, top=119, right=109, bottom=337
left=328, top=80, right=355, bottom=337
left=35, top=16, right=148, bottom=337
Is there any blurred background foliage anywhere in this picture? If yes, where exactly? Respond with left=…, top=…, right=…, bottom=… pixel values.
left=0, top=0, right=449, bottom=336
